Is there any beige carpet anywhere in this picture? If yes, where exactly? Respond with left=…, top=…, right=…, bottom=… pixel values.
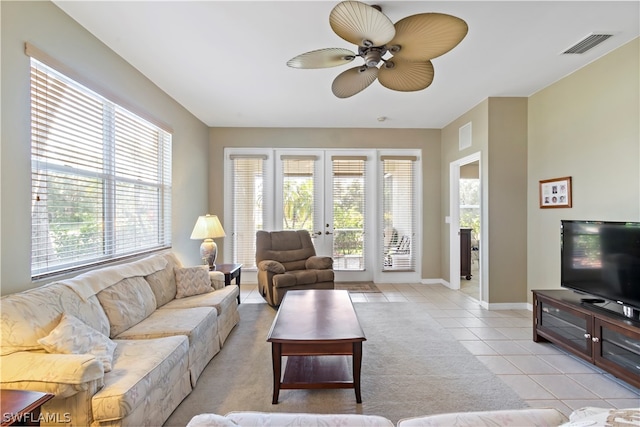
left=164, top=302, right=526, bottom=426
left=334, top=282, right=381, bottom=293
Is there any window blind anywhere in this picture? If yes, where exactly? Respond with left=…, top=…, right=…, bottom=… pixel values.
left=382, top=157, right=416, bottom=271
left=30, top=58, right=172, bottom=278
left=230, top=156, right=266, bottom=269
left=331, top=157, right=366, bottom=271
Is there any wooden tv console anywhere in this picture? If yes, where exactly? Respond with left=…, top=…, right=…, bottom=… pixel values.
left=532, top=289, right=640, bottom=389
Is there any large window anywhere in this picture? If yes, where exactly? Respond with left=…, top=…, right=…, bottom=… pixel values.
left=30, top=58, right=172, bottom=278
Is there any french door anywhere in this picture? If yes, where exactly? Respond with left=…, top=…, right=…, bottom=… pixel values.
left=224, top=148, right=420, bottom=283
left=275, top=150, right=372, bottom=282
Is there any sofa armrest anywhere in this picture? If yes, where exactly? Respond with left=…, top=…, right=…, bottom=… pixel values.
left=397, top=408, right=568, bottom=426
left=1, top=352, right=104, bottom=397
left=257, top=260, right=285, bottom=274
left=305, top=256, right=333, bottom=270
left=209, top=271, right=225, bottom=290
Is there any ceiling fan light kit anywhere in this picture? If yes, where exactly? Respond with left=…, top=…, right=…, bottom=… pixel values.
left=287, top=0, right=468, bottom=98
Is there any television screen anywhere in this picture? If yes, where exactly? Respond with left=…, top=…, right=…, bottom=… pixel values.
left=561, top=220, right=640, bottom=310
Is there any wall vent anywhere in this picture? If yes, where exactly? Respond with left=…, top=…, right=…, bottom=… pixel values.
left=562, top=33, right=613, bottom=54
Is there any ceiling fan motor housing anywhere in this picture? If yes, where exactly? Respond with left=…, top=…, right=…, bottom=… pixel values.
left=359, top=45, right=387, bottom=67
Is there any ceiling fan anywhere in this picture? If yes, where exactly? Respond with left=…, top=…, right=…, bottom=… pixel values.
left=287, top=1, right=468, bottom=99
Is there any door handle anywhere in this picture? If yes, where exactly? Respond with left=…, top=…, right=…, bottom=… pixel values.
left=325, top=231, right=333, bottom=235
left=313, top=231, right=322, bottom=235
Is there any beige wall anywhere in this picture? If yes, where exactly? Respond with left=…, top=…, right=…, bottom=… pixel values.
left=486, top=98, right=528, bottom=304
left=441, top=98, right=528, bottom=305
left=208, top=127, right=443, bottom=278
left=0, top=1, right=210, bottom=295
left=441, top=100, right=489, bottom=286
left=527, top=38, right=640, bottom=302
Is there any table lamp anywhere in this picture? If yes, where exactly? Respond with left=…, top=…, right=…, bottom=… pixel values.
left=190, top=214, right=226, bottom=270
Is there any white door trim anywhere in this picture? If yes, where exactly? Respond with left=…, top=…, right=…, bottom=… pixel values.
left=449, top=152, right=481, bottom=293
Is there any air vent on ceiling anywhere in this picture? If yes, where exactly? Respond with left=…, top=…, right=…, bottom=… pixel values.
left=562, top=33, right=613, bottom=54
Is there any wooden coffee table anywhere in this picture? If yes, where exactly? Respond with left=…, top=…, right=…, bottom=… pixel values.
left=267, top=289, right=366, bottom=404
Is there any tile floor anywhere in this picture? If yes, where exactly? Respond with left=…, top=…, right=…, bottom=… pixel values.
left=240, top=282, right=640, bottom=417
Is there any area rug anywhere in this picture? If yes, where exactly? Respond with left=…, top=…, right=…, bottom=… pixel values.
left=164, top=302, right=527, bottom=426
left=334, top=282, right=380, bottom=293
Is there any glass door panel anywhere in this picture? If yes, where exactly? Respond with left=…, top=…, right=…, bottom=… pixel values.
left=382, top=157, right=416, bottom=271
left=331, top=156, right=366, bottom=272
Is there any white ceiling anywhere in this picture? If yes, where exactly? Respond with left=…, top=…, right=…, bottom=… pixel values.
left=53, top=1, right=639, bottom=129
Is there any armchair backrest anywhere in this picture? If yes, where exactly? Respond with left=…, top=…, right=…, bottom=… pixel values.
left=256, top=230, right=317, bottom=271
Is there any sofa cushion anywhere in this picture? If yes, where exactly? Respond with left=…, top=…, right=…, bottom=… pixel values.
left=92, top=336, right=190, bottom=422
left=97, top=277, right=157, bottom=338
left=273, top=270, right=331, bottom=288
left=145, top=252, right=181, bottom=307
left=160, top=285, right=238, bottom=316
left=175, top=266, right=213, bottom=298
left=38, top=313, right=117, bottom=372
left=114, top=307, right=220, bottom=386
left=0, top=282, right=110, bottom=355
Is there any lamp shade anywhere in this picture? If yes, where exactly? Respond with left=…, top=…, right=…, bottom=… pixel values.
left=190, top=214, right=226, bottom=239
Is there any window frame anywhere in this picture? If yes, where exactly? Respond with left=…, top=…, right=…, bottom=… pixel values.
left=29, top=52, right=172, bottom=279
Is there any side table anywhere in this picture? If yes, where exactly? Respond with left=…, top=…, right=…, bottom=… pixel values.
left=214, top=263, right=242, bottom=304
left=1, top=389, right=55, bottom=426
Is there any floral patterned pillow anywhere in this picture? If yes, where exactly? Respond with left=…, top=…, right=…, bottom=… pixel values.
left=175, top=266, right=213, bottom=298
left=38, top=313, right=117, bottom=372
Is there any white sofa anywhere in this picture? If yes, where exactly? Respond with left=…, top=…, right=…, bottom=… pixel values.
left=187, top=407, right=640, bottom=427
left=0, top=251, right=240, bottom=427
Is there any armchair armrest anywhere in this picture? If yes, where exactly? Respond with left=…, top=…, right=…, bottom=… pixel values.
left=257, top=260, right=285, bottom=274
left=1, top=352, right=104, bottom=397
left=306, top=256, right=333, bottom=270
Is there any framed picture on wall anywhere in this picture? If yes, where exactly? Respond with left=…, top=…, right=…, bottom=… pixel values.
left=539, top=176, right=572, bottom=208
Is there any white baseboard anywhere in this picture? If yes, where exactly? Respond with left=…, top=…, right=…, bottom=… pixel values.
left=485, top=302, right=530, bottom=311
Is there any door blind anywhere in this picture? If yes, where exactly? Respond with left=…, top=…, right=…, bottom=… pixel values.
left=382, top=157, right=416, bottom=271
left=230, top=155, right=266, bottom=269
left=281, top=157, right=316, bottom=234
left=332, top=157, right=366, bottom=271
left=30, top=58, right=172, bottom=278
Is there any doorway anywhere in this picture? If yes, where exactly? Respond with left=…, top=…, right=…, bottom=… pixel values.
left=449, top=152, right=482, bottom=301
left=459, top=161, right=480, bottom=300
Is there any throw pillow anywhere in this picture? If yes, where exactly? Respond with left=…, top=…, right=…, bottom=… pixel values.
left=38, top=313, right=117, bottom=372
left=175, top=266, right=213, bottom=298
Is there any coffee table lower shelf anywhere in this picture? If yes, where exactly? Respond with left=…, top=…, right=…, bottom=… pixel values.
left=281, top=355, right=354, bottom=389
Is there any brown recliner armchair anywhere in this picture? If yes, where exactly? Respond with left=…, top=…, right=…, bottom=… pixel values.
left=256, top=230, right=334, bottom=306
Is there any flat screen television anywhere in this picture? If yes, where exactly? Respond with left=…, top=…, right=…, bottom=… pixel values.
left=561, top=220, right=640, bottom=312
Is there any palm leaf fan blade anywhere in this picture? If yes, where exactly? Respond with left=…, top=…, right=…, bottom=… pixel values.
left=329, top=1, right=395, bottom=47
left=287, top=48, right=356, bottom=69
left=332, top=66, right=379, bottom=98
left=378, top=60, right=434, bottom=92
left=389, top=13, right=468, bottom=61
